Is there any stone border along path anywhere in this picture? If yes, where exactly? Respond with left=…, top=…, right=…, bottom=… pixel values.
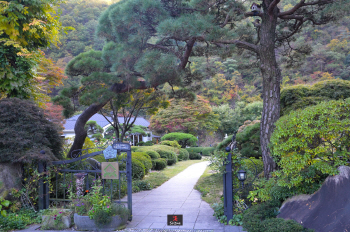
left=121, top=161, right=246, bottom=232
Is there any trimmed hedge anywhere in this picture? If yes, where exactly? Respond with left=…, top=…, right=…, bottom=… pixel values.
left=152, top=158, right=167, bottom=170
left=132, top=152, right=152, bottom=174
left=178, top=148, right=189, bottom=161
left=131, top=146, right=139, bottom=152
left=131, top=159, right=145, bottom=180
left=185, top=147, right=215, bottom=156
left=160, top=140, right=181, bottom=148
left=138, top=149, right=160, bottom=159
left=189, top=152, right=202, bottom=160
left=148, top=145, right=177, bottom=165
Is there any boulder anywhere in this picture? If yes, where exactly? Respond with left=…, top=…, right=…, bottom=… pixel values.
left=278, top=166, right=350, bottom=232
left=0, top=163, right=22, bottom=198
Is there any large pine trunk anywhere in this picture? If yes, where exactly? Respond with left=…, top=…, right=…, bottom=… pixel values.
left=68, top=101, right=110, bottom=158
left=258, top=8, right=281, bottom=178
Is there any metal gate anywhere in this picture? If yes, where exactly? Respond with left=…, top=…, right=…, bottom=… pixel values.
left=37, top=142, right=132, bottom=220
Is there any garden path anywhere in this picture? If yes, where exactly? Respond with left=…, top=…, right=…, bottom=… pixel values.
left=122, top=161, right=246, bottom=232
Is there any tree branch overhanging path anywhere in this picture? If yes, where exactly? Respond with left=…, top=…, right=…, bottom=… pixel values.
left=60, top=0, right=350, bottom=177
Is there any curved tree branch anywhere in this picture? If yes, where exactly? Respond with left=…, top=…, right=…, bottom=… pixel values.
left=213, top=39, right=259, bottom=54
left=268, top=0, right=281, bottom=15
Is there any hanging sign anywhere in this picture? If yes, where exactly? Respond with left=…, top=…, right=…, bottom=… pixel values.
left=103, top=145, right=117, bottom=159
left=101, top=162, right=119, bottom=179
left=112, top=142, right=131, bottom=152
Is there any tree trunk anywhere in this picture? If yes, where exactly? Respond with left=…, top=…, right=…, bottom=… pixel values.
left=68, top=100, right=110, bottom=158
left=258, top=8, right=281, bottom=178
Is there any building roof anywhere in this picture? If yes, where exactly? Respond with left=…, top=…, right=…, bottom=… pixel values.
left=63, top=113, right=150, bottom=131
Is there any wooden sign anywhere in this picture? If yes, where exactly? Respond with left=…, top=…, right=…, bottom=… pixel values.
left=101, top=162, right=119, bottom=179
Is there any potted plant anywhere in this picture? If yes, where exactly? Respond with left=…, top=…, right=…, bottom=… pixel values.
left=41, top=208, right=72, bottom=230
left=68, top=178, right=129, bottom=231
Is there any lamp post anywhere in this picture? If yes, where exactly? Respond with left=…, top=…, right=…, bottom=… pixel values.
left=223, top=135, right=258, bottom=224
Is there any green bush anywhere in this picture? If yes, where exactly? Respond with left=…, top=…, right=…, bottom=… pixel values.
left=133, top=180, right=152, bottom=191
left=271, top=98, right=350, bottom=189
left=216, top=135, right=234, bottom=151
left=152, top=158, right=167, bottom=170
left=160, top=140, right=181, bottom=148
left=185, top=147, right=215, bottom=156
left=280, top=79, right=350, bottom=116
left=242, top=200, right=314, bottom=232
left=131, top=159, right=145, bottom=180
left=149, top=146, right=177, bottom=165
left=236, top=123, right=261, bottom=158
left=0, top=208, right=42, bottom=231
left=131, top=146, right=138, bottom=152
left=260, top=218, right=314, bottom=232
left=136, top=149, right=160, bottom=159
left=132, top=152, right=152, bottom=174
left=241, top=157, right=264, bottom=175
left=189, top=152, right=202, bottom=160
left=178, top=149, right=189, bottom=161
left=161, top=132, right=198, bottom=148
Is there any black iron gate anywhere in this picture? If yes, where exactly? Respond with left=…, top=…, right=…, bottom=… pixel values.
left=37, top=142, right=133, bottom=220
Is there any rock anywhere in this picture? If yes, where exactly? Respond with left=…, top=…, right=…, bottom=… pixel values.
left=278, top=166, right=350, bottom=232
left=0, top=163, right=22, bottom=199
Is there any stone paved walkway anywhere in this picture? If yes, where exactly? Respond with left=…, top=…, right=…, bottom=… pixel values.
left=123, top=161, right=246, bottom=232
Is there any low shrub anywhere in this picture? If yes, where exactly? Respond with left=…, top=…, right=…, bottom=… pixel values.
left=189, top=152, right=202, bottom=160
left=186, top=147, right=215, bottom=156
left=160, top=140, right=181, bottom=149
left=150, top=146, right=177, bottom=165
left=242, top=200, right=313, bottom=232
left=236, top=122, right=261, bottom=158
left=0, top=208, right=42, bottom=231
left=131, top=146, right=138, bottom=152
left=132, top=152, right=152, bottom=174
left=260, top=218, right=313, bottom=232
left=131, top=159, right=145, bottom=180
left=152, top=158, right=167, bottom=170
left=135, top=148, right=160, bottom=159
left=133, top=180, right=152, bottom=191
left=178, top=149, right=189, bottom=161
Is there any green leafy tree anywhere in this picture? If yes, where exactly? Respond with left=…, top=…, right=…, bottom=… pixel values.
left=150, top=95, right=219, bottom=134
left=161, top=133, right=198, bottom=148
left=60, top=0, right=349, bottom=177
left=0, top=0, right=66, bottom=99
left=271, top=98, right=350, bottom=189
left=0, top=98, right=63, bottom=163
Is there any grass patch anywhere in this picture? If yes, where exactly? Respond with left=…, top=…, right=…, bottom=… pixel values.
left=144, top=159, right=205, bottom=188
left=195, top=166, right=223, bottom=205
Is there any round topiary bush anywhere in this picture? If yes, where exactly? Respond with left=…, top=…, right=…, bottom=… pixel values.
left=189, top=152, right=202, bottom=160
left=135, top=148, right=160, bottom=159
left=132, top=152, right=152, bottom=174
left=160, top=140, right=181, bottom=148
left=148, top=146, right=177, bottom=165
left=236, top=121, right=261, bottom=158
left=0, top=98, right=63, bottom=163
left=151, top=158, right=167, bottom=170
left=178, top=149, right=189, bottom=161
left=131, top=159, right=145, bottom=180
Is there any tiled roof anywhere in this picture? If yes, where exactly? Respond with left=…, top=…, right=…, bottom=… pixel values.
left=63, top=113, right=150, bottom=131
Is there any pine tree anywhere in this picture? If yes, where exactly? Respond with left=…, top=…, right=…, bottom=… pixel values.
left=61, top=0, right=350, bottom=176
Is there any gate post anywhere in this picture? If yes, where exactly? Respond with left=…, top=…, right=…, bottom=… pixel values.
left=223, top=152, right=233, bottom=224
left=38, top=160, right=49, bottom=210
left=126, top=150, right=132, bottom=221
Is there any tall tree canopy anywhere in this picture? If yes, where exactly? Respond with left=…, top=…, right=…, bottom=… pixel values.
left=63, top=0, right=350, bottom=177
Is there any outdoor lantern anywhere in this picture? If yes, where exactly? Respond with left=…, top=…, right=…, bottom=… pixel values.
left=225, top=146, right=231, bottom=152
left=237, top=169, right=247, bottom=182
